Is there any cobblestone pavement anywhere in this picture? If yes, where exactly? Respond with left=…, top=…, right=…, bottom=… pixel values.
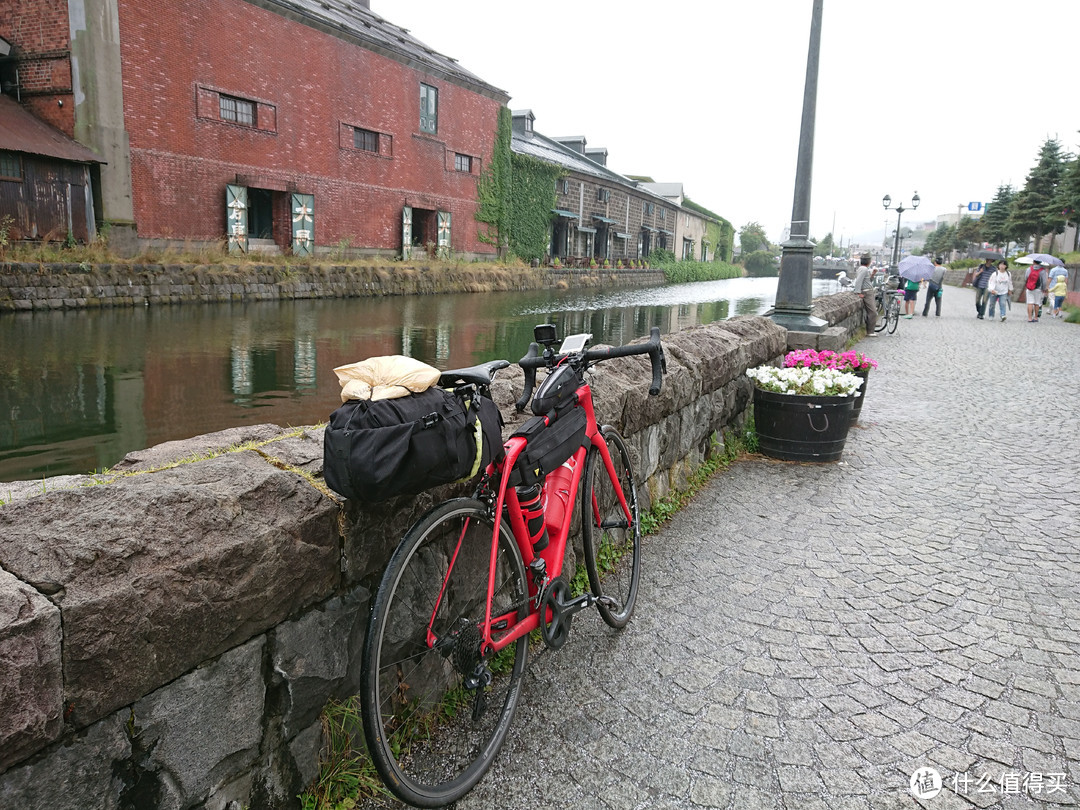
left=388, top=287, right=1080, bottom=809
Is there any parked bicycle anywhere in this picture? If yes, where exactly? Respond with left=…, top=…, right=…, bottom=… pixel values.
left=873, top=273, right=901, bottom=335
left=360, top=324, right=665, bottom=807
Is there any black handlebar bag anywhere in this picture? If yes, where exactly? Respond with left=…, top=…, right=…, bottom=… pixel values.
left=324, top=388, right=500, bottom=502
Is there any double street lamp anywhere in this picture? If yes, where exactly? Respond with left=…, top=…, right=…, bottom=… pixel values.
left=882, top=192, right=919, bottom=271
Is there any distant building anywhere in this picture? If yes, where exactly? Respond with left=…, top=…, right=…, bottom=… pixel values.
left=512, top=110, right=727, bottom=264
left=0, top=0, right=508, bottom=258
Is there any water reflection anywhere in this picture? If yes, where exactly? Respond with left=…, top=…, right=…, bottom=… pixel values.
left=0, top=277, right=837, bottom=481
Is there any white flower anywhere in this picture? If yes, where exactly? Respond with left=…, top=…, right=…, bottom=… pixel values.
left=746, top=363, right=862, bottom=397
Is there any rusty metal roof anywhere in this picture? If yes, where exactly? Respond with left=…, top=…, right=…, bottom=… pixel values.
left=250, top=0, right=508, bottom=102
left=0, top=94, right=104, bottom=164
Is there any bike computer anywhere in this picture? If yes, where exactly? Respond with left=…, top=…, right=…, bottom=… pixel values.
left=559, top=333, right=591, bottom=354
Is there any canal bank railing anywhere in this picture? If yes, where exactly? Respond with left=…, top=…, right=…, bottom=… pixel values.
left=0, top=262, right=666, bottom=311
left=0, top=295, right=863, bottom=808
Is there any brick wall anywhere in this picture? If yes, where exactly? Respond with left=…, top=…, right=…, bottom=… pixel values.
left=0, top=0, right=74, bottom=131
left=113, top=0, right=501, bottom=255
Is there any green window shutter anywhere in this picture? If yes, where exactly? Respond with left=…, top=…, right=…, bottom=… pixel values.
left=437, top=210, right=451, bottom=259
left=402, top=206, right=413, bottom=260
left=226, top=184, right=248, bottom=254
left=291, top=193, right=314, bottom=257
left=420, top=84, right=437, bottom=134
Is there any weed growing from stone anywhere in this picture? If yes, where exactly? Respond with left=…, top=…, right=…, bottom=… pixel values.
left=639, top=426, right=752, bottom=536
left=299, top=696, right=390, bottom=810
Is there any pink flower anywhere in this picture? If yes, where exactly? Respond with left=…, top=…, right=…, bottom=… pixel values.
left=783, top=348, right=877, bottom=372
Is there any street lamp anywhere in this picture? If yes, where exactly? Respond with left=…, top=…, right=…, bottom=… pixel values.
left=882, top=192, right=919, bottom=272
left=770, top=0, right=827, bottom=334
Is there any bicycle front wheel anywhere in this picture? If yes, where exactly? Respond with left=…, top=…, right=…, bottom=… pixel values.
left=360, top=498, right=529, bottom=808
left=887, top=298, right=900, bottom=334
left=582, top=426, right=642, bottom=628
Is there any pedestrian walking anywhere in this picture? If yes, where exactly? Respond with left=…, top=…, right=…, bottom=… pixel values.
left=852, top=255, right=877, bottom=336
left=922, top=256, right=946, bottom=316
left=986, top=260, right=1013, bottom=321
left=901, top=277, right=920, bottom=318
left=971, top=258, right=995, bottom=319
left=1049, top=271, right=1068, bottom=318
left=1024, top=260, right=1049, bottom=322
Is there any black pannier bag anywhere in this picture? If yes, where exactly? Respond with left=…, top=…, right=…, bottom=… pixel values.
left=508, top=406, right=588, bottom=488
left=323, top=388, right=502, bottom=502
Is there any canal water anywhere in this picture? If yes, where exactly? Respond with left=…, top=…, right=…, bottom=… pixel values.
left=0, top=276, right=840, bottom=482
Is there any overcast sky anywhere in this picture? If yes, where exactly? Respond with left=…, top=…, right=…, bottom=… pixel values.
left=385, top=0, right=1080, bottom=251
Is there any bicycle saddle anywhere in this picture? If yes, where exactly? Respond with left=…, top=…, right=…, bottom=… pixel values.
left=439, top=360, right=510, bottom=387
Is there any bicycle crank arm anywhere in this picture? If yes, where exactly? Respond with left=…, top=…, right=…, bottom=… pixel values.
left=558, top=592, right=598, bottom=616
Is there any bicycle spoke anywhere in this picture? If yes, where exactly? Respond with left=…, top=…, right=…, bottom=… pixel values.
left=361, top=500, right=528, bottom=807
left=582, top=428, right=641, bottom=629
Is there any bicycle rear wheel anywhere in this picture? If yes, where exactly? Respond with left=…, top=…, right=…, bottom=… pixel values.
left=887, top=298, right=900, bottom=334
left=360, top=498, right=529, bottom=808
left=582, top=426, right=641, bottom=628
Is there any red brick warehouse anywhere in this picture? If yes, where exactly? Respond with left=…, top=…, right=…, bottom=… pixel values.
left=0, top=0, right=508, bottom=258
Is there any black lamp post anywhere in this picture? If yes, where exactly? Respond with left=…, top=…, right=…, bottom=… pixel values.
left=882, top=192, right=919, bottom=272
left=771, top=0, right=827, bottom=333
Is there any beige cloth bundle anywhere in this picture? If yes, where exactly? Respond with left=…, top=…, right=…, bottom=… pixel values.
left=333, top=355, right=440, bottom=403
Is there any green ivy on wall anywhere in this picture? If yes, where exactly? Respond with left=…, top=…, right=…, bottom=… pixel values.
left=476, top=107, right=512, bottom=254
left=507, top=153, right=562, bottom=262
left=476, top=107, right=561, bottom=263
left=683, top=197, right=735, bottom=263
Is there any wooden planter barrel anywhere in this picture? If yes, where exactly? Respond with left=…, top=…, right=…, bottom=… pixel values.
left=849, top=368, right=870, bottom=424
left=753, top=387, right=855, bottom=462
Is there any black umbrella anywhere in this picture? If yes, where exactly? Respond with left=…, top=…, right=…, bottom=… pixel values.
left=975, top=250, right=1005, bottom=261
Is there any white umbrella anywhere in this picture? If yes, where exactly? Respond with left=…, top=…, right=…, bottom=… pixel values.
left=1015, top=253, right=1065, bottom=267
left=897, top=255, right=934, bottom=282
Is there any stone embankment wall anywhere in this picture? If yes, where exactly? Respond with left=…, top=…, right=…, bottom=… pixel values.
left=0, top=262, right=665, bottom=310
left=0, top=295, right=862, bottom=809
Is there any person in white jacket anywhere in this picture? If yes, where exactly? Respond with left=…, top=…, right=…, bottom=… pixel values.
left=986, top=261, right=1013, bottom=321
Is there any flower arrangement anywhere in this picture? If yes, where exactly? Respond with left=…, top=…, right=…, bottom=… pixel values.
left=746, top=365, right=863, bottom=397
left=783, top=349, right=877, bottom=373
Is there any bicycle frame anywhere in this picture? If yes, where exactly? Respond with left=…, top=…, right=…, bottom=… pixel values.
left=429, top=381, right=630, bottom=660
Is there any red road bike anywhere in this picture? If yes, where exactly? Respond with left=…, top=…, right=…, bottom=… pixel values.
left=360, top=324, right=665, bottom=807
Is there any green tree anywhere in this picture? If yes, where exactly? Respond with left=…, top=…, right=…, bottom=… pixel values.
left=813, top=232, right=836, bottom=257
left=923, top=223, right=953, bottom=257
left=1054, top=142, right=1080, bottom=252
left=979, top=185, right=1015, bottom=249
left=739, top=222, right=770, bottom=255
left=743, top=250, right=777, bottom=277
left=955, top=216, right=981, bottom=254
left=1007, top=138, right=1068, bottom=251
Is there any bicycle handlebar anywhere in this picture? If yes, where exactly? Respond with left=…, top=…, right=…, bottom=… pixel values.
left=514, top=327, right=666, bottom=412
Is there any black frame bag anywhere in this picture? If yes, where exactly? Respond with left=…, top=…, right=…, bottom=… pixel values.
left=507, top=406, right=588, bottom=488
left=324, top=387, right=497, bottom=502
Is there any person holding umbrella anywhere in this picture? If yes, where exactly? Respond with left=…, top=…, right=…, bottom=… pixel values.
left=922, top=256, right=947, bottom=317
left=971, top=258, right=996, bottom=319
left=986, top=260, right=1013, bottom=321
left=1024, top=259, right=1049, bottom=322
left=901, top=275, right=920, bottom=318
left=1049, top=268, right=1068, bottom=318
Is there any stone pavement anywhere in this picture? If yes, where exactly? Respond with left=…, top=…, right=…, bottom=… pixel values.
left=382, top=286, right=1080, bottom=810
